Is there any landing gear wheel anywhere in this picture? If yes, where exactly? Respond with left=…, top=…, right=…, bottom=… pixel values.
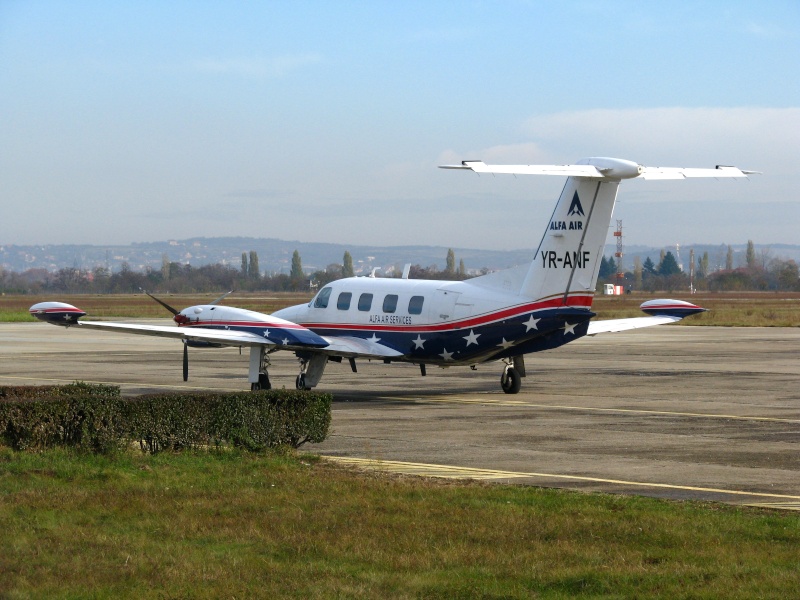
left=500, top=366, right=521, bottom=394
left=251, top=373, right=271, bottom=391
left=296, top=374, right=310, bottom=391
left=259, top=372, right=271, bottom=390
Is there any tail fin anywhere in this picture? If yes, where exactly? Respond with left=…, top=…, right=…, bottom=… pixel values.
left=520, top=176, right=619, bottom=303
left=440, top=157, right=752, bottom=305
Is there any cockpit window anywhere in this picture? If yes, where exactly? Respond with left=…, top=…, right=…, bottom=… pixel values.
left=358, top=293, right=373, bottom=311
left=408, top=295, right=425, bottom=315
left=383, top=294, right=398, bottom=313
left=313, top=287, right=332, bottom=309
left=337, top=292, right=352, bottom=310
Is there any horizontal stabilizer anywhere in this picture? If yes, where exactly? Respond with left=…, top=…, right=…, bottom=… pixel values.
left=441, top=158, right=755, bottom=181
left=440, top=161, right=606, bottom=178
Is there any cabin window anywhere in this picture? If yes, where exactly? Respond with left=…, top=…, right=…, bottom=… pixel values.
left=358, top=293, right=373, bottom=311
left=313, top=287, right=332, bottom=309
left=337, top=292, right=352, bottom=310
left=383, top=294, right=398, bottom=313
left=408, top=295, right=425, bottom=315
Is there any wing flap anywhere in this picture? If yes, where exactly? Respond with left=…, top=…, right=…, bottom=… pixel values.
left=318, top=335, right=405, bottom=359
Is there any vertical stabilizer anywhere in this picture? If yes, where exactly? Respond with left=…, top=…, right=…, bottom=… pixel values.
left=440, top=156, right=751, bottom=305
left=520, top=176, right=620, bottom=303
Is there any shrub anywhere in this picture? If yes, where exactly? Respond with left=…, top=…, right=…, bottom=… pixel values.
left=0, top=384, right=332, bottom=454
left=0, top=383, right=123, bottom=453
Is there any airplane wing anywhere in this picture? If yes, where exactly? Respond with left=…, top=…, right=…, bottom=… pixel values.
left=28, top=301, right=328, bottom=351
left=586, top=299, right=706, bottom=336
left=74, top=321, right=275, bottom=347
left=586, top=315, right=680, bottom=335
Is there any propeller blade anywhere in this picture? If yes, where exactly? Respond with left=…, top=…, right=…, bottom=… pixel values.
left=209, top=290, right=234, bottom=306
left=139, top=287, right=179, bottom=316
left=183, top=342, right=189, bottom=382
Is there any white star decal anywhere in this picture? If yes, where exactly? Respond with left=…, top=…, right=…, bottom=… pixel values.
left=262, top=329, right=271, bottom=338
left=439, top=348, right=455, bottom=361
left=281, top=338, right=290, bottom=345
left=63, top=314, right=74, bottom=322
left=412, top=334, right=426, bottom=349
left=522, top=315, right=541, bottom=332
left=562, top=322, right=577, bottom=335
left=367, top=334, right=381, bottom=344
left=463, top=330, right=481, bottom=346
left=496, top=338, right=514, bottom=350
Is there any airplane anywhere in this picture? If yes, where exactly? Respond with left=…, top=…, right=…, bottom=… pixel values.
left=29, top=156, right=756, bottom=394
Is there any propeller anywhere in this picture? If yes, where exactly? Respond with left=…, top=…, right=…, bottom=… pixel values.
left=183, top=341, right=189, bottom=382
left=139, top=288, right=179, bottom=315
left=209, top=290, right=234, bottom=305
left=139, top=288, right=233, bottom=384
left=140, top=288, right=190, bottom=381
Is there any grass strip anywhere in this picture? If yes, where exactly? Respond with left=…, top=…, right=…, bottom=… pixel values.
left=1, top=447, right=798, bottom=598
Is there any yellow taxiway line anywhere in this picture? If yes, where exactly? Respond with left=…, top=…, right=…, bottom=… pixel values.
left=325, top=456, right=800, bottom=510
left=401, top=395, right=800, bottom=425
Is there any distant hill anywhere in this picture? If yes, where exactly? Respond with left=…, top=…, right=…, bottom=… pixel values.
left=2, top=237, right=798, bottom=275
left=0, top=237, right=533, bottom=276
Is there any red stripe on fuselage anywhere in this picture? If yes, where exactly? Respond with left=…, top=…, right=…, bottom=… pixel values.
left=298, top=293, right=593, bottom=333
left=180, top=320, right=308, bottom=330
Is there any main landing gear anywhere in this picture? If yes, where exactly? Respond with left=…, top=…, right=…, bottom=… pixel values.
left=295, top=354, right=328, bottom=391
left=500, top=356, right=526, bottom=394
left=249, top=346, right=272, bottom=391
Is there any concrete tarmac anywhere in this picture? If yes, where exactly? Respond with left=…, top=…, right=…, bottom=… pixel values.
left=2, top=321, right=799, bottom=509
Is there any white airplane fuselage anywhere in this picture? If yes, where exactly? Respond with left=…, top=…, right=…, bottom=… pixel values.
left=272, top=275, right=595, bottom=367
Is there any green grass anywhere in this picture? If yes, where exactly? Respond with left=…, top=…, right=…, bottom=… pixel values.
left=0, top=310, right=36, bottom=322
left=1, top=447, right=798, bottom=598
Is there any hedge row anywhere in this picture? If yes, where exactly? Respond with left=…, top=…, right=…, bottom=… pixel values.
left=0, top=383, right=332, bottom=454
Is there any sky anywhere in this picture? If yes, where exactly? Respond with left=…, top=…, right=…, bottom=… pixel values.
left=1, top=1, right=799, bottom=251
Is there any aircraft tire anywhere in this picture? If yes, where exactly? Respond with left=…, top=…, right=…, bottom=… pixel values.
left=259, top=373, right=271, bottom=390
left=296, top=374, right=310, bottom=391
left=501, top=367, right=522, bottom=394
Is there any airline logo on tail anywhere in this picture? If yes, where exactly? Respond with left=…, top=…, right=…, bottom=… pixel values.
left=567, top=192, right=584, bottom=217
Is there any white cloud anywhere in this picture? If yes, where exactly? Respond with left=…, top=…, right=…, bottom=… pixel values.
left=520, top=107, right=800, bottom=170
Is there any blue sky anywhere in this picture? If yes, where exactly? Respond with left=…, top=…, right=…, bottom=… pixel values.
left=1, top=1, right=798, bottom=251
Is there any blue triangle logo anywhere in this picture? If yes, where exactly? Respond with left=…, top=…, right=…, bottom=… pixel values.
left=567, top=192, right=584, bottom=217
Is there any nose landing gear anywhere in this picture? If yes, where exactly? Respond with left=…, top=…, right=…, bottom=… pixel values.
left=500, top=356, right=525, bottom=394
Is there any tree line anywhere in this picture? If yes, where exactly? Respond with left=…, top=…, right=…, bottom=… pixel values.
left=3, top=243, right=796, bottom=295
left=599, top=241, right=800, bottom=292
left=0, top=248, right=473, bottom=295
